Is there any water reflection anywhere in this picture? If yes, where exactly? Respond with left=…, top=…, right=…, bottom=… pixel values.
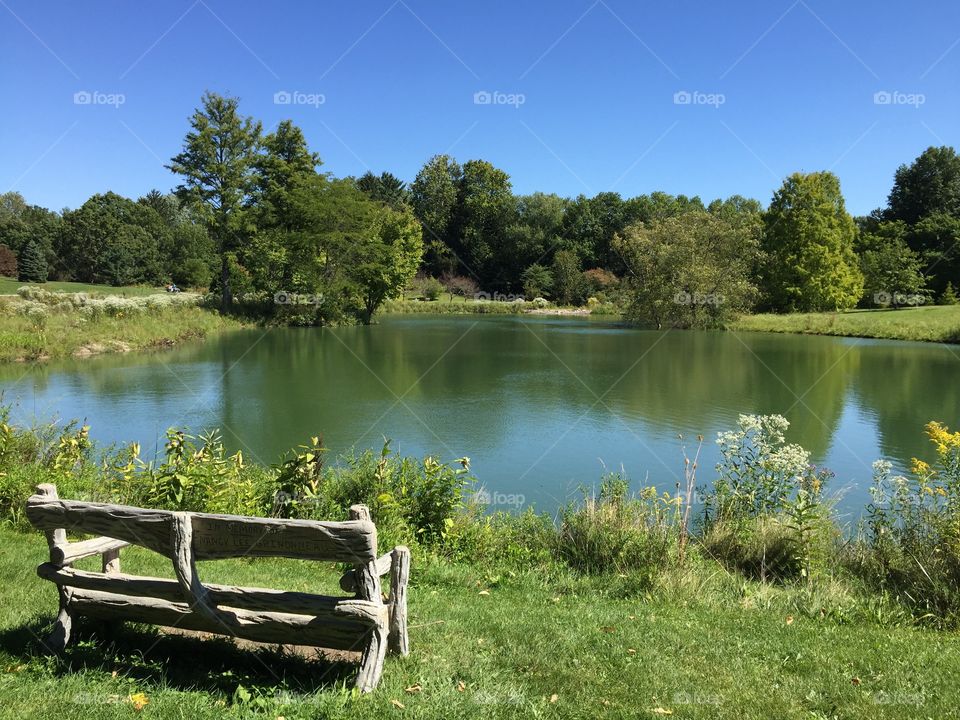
left=0, top=316, right=956, bottom=515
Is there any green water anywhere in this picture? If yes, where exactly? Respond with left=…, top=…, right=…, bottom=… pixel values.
left=1, top=314, right=956, bottom=520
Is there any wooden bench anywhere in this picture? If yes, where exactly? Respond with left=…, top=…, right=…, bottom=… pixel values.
left=25, top=483, right=410, bottom=693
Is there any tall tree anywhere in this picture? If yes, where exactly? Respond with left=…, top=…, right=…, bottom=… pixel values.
left=614, top=210, right=760, bottom=329
left=761, top=172, right=863, bottom=312
left=452, top=159, right=514, bottom=285
left=410, top=155, right=462, bottom=274
left=356, top=171, right=409, bottom=209
left=17, top=239, right=47, bottom=283
left=885, top=146, right=960, bottom=225
left=859, top=221, right=928, bottom=307
left=167, top=91, right=262, bottom=310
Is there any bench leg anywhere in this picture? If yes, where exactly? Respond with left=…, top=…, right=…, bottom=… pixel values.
left=388, top=546, right=410, bottom=656
left=47, top=586, right=74, bottom=653
left=355, top=619, right=388, bottom=693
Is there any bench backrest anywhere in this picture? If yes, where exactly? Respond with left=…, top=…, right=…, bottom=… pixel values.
left=26, top=490, right=378, bottom=565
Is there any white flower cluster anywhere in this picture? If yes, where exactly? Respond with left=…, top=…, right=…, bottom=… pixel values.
left=11, top=287, right=199, bottom=319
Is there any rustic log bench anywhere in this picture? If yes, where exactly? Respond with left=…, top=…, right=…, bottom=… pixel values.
left=25, top=484, right=410, bottom=692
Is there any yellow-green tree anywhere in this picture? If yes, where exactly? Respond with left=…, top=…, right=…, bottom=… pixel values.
left=762, top=172, right=863, bottom=312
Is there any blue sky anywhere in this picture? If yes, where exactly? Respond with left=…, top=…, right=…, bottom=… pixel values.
left=2, top=0, right=958, bottom=215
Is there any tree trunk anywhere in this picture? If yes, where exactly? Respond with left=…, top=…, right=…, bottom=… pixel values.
left=220, top=254, right=232, bottom=313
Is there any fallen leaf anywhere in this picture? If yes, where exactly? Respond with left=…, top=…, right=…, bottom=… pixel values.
left=649, top=708, right=673, bottom=716
left=478, top=590, right=490, bottom=596
left=552, top=597, right=561, bottom=603
left=600, top=626, right=616, bottom=633
left=627, top=648, right=637, bottom=655
left=456, top=681, right=466, bottom=692
left=111, top=670, right=118, bottom=678
left=785, top=615, right=795, bottom=626
left=851, top=677, right=861, bottom=686
left=550, top=694, right=559, bottom=703
left=628, top=615, right=635, bottom=620
left=129, top=693, right=149, bottom=712
left=391, top=699, right=405, bottom=709
left=405, top=684, right=422, bottom=694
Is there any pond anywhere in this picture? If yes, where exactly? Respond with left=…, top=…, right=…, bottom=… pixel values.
left=1, top=314, right=957, bottom=523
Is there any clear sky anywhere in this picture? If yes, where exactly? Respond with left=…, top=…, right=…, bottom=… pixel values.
left=2, top=0, right=958, bottom=216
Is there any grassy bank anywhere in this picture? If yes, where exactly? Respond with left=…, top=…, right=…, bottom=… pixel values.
left=0, top=277, right=166, bottom=297
left=0, top=287, right=252, bottom=362
left=730, top=305, right=960, bottom=343
left=2, top=526, right=957, bottom=719
left=0, top=413, right=959, bottom=716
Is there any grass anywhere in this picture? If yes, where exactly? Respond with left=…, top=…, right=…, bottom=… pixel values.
left=0, top=277, right=165, bottom=297
left=0, top=293, right=252, bottom=362
left=730, top=304, right=960, bottom=343
left=0, top=526, right=958, bottom=718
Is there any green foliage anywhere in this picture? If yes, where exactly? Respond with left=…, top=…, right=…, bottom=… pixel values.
left=857, top=423, right=960, bottom=625
left=556, top=474, right=677, bottom=584
left=520, top=263, right=552, bottom=299
left=410, top=154, right=462, bottom=275
left=355, top=171, right=409, bottom=209
left=167, top=92, right=263, bottom=310
left=762, top=172, right=863, bottom=312
left=940, top=281, right=958, bottom=305
left=885, top=145, right=960, bottom=225
left=16, top=239, right=47, bottom=283
left=858, top=220, right=928, bottom=307
left=550, top=249, right=586, bottom=305
left=614, top=208, right=760, bottom=328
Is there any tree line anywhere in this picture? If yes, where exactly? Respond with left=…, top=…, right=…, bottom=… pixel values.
left=1, top=91, right=958, bottom=326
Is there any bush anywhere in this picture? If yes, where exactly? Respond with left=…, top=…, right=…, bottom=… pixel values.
left=0, top=244, right=17, bottom=277
left=411, top=275, right=443, bottom=301
left=174, top=257, right=213, bottom=289
left=440, top=273, right=479, bottom=299
left=855, top=424, right=960, bottom=625
left=555, top=474, right=677, bottom=585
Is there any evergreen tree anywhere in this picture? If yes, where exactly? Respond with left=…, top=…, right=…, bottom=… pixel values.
left=17, top=239, right=47, bottom=283
left=940, top=282, right=958, bottom=305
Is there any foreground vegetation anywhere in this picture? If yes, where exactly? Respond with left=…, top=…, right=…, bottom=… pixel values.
left=0, top=287, right=250, bottom=362
left=0, top=409, right=959, bottom=715
left=730, top=304, right=960, bottom=343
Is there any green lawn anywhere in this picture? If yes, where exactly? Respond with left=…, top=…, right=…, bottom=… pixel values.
left=0, top=527, right=957, bottom=719
left=0, top=277, right=165, bottom=297
left=730, top=304, right=960, bottom=344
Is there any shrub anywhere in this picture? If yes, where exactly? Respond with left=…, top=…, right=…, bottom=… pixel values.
left=440, top=273, right=479, bottom=300
left=555, top=474, right=677, bottom=585
left=521, top=263, right=553, bottom=299
left=857, top=423, right=960, bottom=625
left=0, top=244, right=17, bottom=277
left=174, top=257, right=213, bottom=289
